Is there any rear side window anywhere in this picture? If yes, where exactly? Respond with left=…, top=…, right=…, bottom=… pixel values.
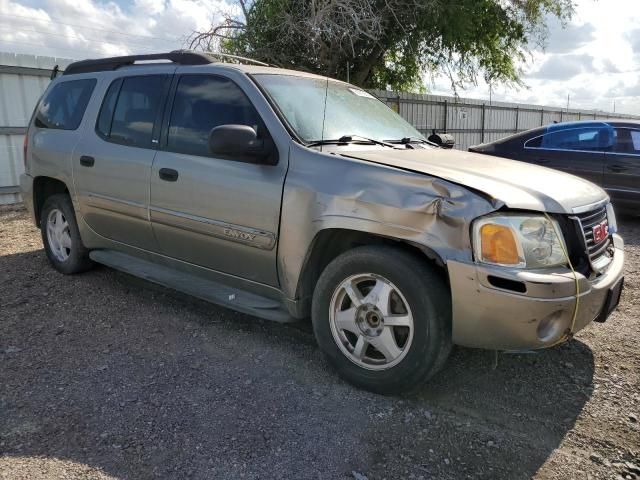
left=536, top=127, right=614, bottom=152
left=96, top=75, right=168, bottom=148
left=35, top=79, right=96, bottom=130
left=167, top=75, right=260, bottom=157
left=613, top=129, right=640, bottom=154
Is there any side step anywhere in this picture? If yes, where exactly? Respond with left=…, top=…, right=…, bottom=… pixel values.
left=89, top=250, right=294, bottom=323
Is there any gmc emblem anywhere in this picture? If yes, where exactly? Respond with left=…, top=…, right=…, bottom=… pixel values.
left=592, top=221, right=609, bottom=244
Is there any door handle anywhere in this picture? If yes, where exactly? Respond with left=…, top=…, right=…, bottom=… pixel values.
left=608, top=164, right=628, bottom=173
left=535, top=158, right=550, bottom=165
left=159, top=168, right=179, bottom=182
left=79, top=155, right=95, bottom=167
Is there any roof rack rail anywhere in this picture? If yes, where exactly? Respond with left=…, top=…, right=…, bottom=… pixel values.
left=63, top=50, right=271, bottom=76
left=63, top=51, right=211, bottom=75
left=198, top=51, right=271, bottom=67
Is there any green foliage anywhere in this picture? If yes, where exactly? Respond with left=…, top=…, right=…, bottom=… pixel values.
left=205, top=0, right=575, bottom=91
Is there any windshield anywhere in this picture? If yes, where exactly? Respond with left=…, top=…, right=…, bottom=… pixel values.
left=253, top=74, right=426, bottom=143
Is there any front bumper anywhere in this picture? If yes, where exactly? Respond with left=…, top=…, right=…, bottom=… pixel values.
left=449, top=234, right=625, bottom=350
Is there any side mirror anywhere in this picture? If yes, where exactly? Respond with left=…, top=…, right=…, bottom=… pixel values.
left=208, top=124, right=275, bottom=164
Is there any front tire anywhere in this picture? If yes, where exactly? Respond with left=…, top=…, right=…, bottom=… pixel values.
left=41, top=194, right=93, bottom=274
left=312, top=246, right=451, bottom=394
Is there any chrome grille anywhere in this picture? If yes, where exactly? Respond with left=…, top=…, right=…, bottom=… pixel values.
left=574, top=205, right=613, bottom=270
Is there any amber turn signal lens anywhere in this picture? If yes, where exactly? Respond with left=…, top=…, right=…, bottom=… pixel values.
left=480, top=224, right=520, bottom=265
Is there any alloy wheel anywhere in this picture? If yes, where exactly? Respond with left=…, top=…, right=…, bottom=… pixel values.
left=329, top=273, right=414, bottom=370
left=46, top=208, right=72, bottom=262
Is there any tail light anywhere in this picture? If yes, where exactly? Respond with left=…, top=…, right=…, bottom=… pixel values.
left=23, top=133, right=28, bottom=169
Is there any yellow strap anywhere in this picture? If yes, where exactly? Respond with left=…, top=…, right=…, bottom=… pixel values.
left=544, top=212, right=579, bottom=346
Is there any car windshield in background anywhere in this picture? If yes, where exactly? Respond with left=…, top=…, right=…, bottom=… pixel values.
left=253, top=74, right=427, bottom=144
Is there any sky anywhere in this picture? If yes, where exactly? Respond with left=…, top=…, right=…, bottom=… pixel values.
left=0, top=0, right=639, bottom=114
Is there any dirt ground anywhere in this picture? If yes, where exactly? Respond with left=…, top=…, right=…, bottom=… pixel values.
left=0, top=203, right=638, bottom=480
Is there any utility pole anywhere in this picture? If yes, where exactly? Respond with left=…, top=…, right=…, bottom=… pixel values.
left=566, top=94, right=570, bottom=111
left=613, top=100, right=616, bottom=113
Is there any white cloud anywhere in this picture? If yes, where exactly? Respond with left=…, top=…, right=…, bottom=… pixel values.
left=540, top=16, right=596, bottom=54
left=427, top=0, right=640, bottom=115
left=0, top=0, right=231, bottom=58
left=629, top=29, right=640, bottom=55
left=529, top=53, right=596, bottom=80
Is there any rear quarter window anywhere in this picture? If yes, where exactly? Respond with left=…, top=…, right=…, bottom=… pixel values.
left=35, top=79, right=96, bottom=130
left=524, top=136, right=542, bottom=148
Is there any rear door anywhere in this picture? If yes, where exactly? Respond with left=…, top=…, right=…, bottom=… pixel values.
left=521, top=125, right=611, bottom=186
left=604, top=128, right=640, bottom=211
left=149, top=71, right=288, bottom=286
left=73, top=73, right=171, bottom=251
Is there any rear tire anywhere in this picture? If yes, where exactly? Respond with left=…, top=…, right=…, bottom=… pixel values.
left=312, top=246, right=452, bottom=395
left=41, top=194, right=93, bottom=274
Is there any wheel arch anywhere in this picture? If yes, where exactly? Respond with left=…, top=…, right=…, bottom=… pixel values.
left=32, top=176, right=70, bottom=228
left=292, top=228, right=448, bottom=319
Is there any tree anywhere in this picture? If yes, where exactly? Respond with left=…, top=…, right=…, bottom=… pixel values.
left=188, top=0, right=574, bottom=91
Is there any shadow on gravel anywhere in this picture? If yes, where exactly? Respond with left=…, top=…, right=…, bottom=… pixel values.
left=1, top=249, right=595, bottom=480
left=362, top=341, right=595, bottom=479
left=618, top=214, right=640, bottom=246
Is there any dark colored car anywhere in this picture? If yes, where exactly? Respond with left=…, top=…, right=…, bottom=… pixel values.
left=470, top=120, right=640, bottom=213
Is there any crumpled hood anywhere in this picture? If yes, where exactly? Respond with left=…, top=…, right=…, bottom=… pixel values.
left=344, top=148, right=608, bottom=214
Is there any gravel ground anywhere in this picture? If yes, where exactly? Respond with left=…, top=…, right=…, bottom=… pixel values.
left=0, top=203, right=638, bottom=480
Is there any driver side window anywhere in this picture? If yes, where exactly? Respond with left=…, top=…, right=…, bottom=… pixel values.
left=167, top=75, right=261, bottom=157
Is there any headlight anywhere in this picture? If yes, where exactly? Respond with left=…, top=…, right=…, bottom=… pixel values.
left=472, top=214, right=568, bottom=269
left=606, top=202, right=617, bottom=235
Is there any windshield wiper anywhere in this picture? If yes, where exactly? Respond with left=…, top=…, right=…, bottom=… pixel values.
left=307, top=135, right=396, bottom=148
left=386, top=136, right=436, bottom=146
left=384, top=136, right=440, bottom=149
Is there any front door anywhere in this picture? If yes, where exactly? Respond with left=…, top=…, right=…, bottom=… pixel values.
left=604, top=127, right=640, bottom=212
left=74, top=74, right=170, bottom=251
left=149, top=73, right=287, bottom=286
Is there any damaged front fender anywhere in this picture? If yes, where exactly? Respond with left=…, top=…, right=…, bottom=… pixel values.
left=278, top=143, right=501, bottom=300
